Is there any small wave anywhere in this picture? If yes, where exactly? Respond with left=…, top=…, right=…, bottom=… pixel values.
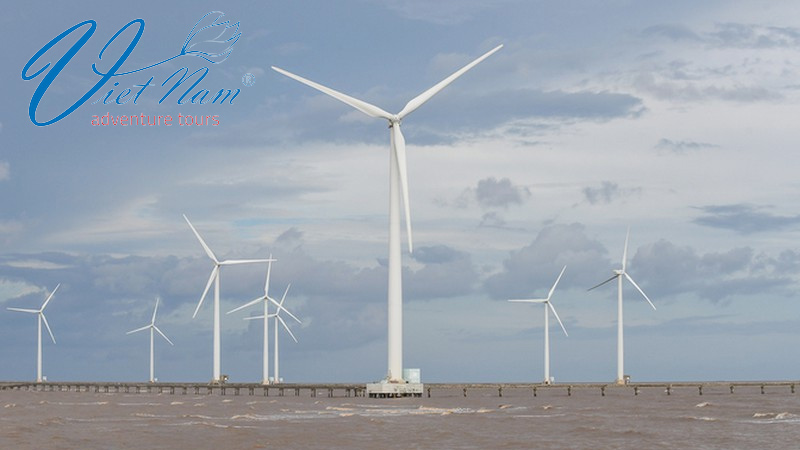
left=119, top=402, right=163, bottom=407
left=4, top=404, right=16, bottom=408
left=695, top=402, right=711, bottom=408
left=753, top=412, right=798, bottom=421
left=170, top=401, right=184, bottom=405
left=326, top=406, right=355, bottom=412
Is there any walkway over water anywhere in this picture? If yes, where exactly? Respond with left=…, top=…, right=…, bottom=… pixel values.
left=2, top=381, right=799, bottom=398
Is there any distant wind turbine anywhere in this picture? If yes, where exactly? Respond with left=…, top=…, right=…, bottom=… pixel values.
left=509, top=266, right=569, bottom=385
left=272, top=44, right=502, bottom=383
left=127, top=297, right=174, bottom=383
left=243, top=284, right=301, bottom=384
left=183, top=214, right=273, bottom=384
left=588, top=229, right=656, bottom=385
left=7, top=284, right=60, bottom=383
left=228, top=257, right=300, bottom=384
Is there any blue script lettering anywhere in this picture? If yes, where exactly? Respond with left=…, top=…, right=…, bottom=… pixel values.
left=22, top=19, right=144, bottom=126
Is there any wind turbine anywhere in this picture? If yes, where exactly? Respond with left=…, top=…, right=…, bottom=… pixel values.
left=7, top=284, right=59, bottom=383
left=242, top=284, right=301, bottom=384
left=588, top=228, right=656, bottom=385
left=127, top=297, right=174, bottom=383
left=183, top=214, right=273, bottom=384
left=272, top=44, right=502, bottom=383
left=509, top=266, right=569, bottom=385
left=228, top=257, right=300, bottom=384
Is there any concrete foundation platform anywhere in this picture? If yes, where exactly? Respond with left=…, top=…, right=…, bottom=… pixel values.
left=366, top=382, right=424, bottom=398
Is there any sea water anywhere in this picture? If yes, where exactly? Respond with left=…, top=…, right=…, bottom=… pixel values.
left=1, top=386, right=798, bottom=449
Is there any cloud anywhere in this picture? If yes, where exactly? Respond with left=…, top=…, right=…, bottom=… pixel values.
left=479, top=212, right=507, bottom=228
left=582, top=181, right=640, bottom=205
left=709, top=23, right=800, bottom=49
left=369, top=0, right=511, bottom=25
left=633, top=239, right=795, bottom=302
left=655, top=138, right=718, bottom=154
left=475, top=177, right=531, bottom=208
left=0, top=161, right=8, bottom=181
left=641, top=24, right=702, bottom=42
left=446, top=177, right=531, bottom=210
left=484, top=223, right=609, bottom=298
left=633, top=72, right=780, bottom=103
left=693, top=204, right=800, bottom=234
left=643, top=22, right=800, bottom=49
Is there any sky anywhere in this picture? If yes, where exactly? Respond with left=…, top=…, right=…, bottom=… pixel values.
left=2, top=0, right=800, bottom=384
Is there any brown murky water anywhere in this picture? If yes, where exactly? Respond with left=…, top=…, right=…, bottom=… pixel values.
left=1, top=387, right=798, bottom=449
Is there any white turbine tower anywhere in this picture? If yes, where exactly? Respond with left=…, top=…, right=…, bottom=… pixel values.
left=588, top=229, right=656, bottom=385
left=272, top=44, right=502, bottom=385
left=7, top=284, right=59, bottom=383
left=127, top=297, right=174, bottom=383
left=228, top=257, right=300, bottom=384
left=509, top=266, right=569, bottom=385
left=184, top=214, right=272, bottom=384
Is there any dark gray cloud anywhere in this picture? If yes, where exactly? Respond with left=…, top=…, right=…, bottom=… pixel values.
left=0, top=231, right=481, bottom=381
left=484, top=223, right=610, bottom=299
left=655, top=138, right=718, bottom=154
left=445, top=177, right=531, bottom=212
left=582, top=181, right=641, bottom=205
left=693, top=204, right=800, bottom=234
left=475, top=177, right=531, bottom=209
left=632, top=239, right=795, bottom=302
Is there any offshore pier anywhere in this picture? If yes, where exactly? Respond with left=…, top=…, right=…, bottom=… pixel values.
left=2, top=381, right=799, bottom=398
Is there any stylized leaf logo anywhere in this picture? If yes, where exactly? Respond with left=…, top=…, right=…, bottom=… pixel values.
left=181, top=11, right=241, bottom=64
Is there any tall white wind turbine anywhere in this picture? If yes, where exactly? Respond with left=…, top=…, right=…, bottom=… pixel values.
left=127, top=297, right=174, bottom=383
left=7, top=284, right=59, bottom=383
left=184, top=214, right=272, bottom=384
left=227, top=257, right=300, bottom=384
left=272, top=44, right=502, bottom=383
left=588, top=229, right=656, bottom=385
left=509, top=266, right=569, bottom=385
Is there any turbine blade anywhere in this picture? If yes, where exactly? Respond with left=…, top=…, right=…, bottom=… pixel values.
left=391, top=124, right=413, bottom=253
left=271, top=66, right=393, bottom=120
left=397, top=44, right=503, bottom=119
left=508, top=299, right=547, bottom=303
left=264, top=256, right=273, bottom=296
left=151, top=297, right=160, bottom=325
left=277, top=315, right=298, bottom=343
left=183, top=214, right=219, bottom=263
left=194, top=266, right=218, bottom=318
left=624, top=273, right=656, bottom=310
left=41, top=283, right=60, bottom=311
left=548, top=303, right=569, bottom=337
left=154, top=326, right=174, bottom=346
left=244, top=315, right=266, bottom=320
left=269, top=285, right=301, bottom=324
left=622, top=228, right=630, bottom=273
left=588, top=275, right=619, bottom=291
left=547, top=265, right=567, bottom=300
left=41, top=313, right=56, bottom=344
left=127, top=325, right=151, bottom=335
left=7, top=308, right=39, bottom=313
left=227, top=295, right=266, bottom=315
left=220, top=258, right=273, bottom=265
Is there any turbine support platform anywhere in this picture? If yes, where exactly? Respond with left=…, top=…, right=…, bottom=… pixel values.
left=366, top=381, right=424, bottom=398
